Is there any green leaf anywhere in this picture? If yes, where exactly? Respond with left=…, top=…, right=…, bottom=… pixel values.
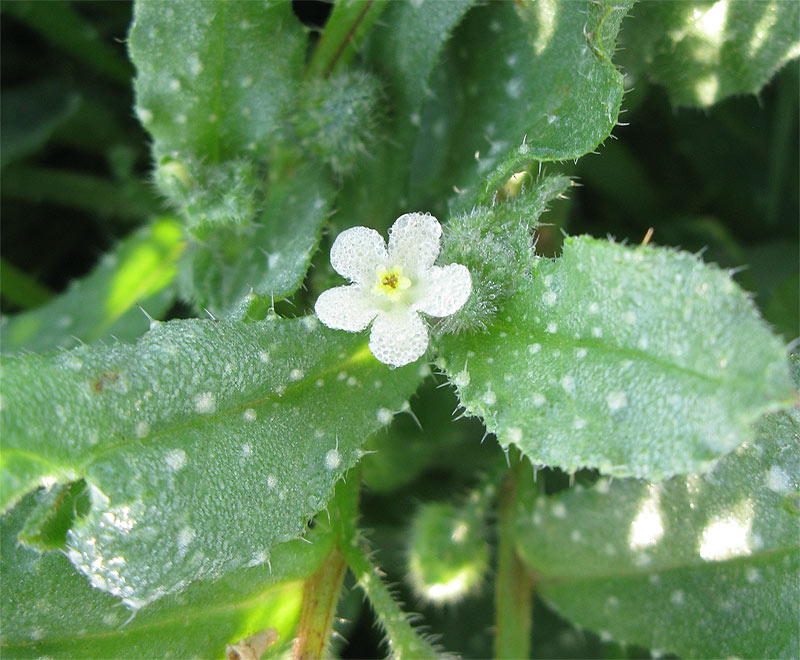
left=765, top=273, right=800, bottom=342
left=129, top=0, right=304, bottom=164
left=620, top=0, right=800, bottom=108
left=333, top=0, right=475, bottom=231
left=18, top=480, right=90, bottom=552
left=0, top=165, right=162, bottom=220
left=0, top=81, right=80, bottom=168
left=407, top=500, right=489, bottom=605
left=0, top=258, right=54, bottom=309
left=515, top=406, right=800, bottom=658
left=414, top=0, right=634, bottom=204
left=130, top=0, right=335, bottom=310
left=1, top=217, right=183, bottom=354
left=1, top=316, right=422, bottom=607
left=180, top=162, right=335, bottom=314
left=366, top=0, right=475, bottom=113
left=437, top=236, right=794, bottom=480
left=1, top=489, right=334, bottom=659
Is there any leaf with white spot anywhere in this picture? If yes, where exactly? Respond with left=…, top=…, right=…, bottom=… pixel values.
left=129, top=1, right=335, bottom=311
left=129, top=0, right=303, bottom=163
left=413, top=0, right=634, bottom=206
left=0, top=489, right=335, bottom=658
left=0, top=316, right=422, bottom=607
left=515, top=404, right=800, bottom=658
left=437, top=236, right=794, bottom=480
left=620, top=1, right=800, bottom=108
left=181, top=162, right=335, bottom=314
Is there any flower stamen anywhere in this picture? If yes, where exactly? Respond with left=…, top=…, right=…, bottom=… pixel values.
left=373, top=266, right=411, bottom=300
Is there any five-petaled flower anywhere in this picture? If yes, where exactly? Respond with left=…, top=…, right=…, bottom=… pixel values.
left=315, top=213, right=472, bottom=367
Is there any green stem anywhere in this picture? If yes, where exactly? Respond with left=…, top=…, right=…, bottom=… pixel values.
left=765, top=68, right=795, bottom=226
left=305, top=0, right=388, bottom=79
left=494, top=460, right=535, bottom=659
left=291, top=547, right=348, bottom=660
left=341, top=537, right=441, bottom=660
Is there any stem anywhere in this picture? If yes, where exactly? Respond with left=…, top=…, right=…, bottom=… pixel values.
left=291, top=547, right=348, bottom=660
left=291, top=475, right=362, bottom=660
left=305, top=0, right=388, bottom=79
left=494, top=460, right=535, bottom=659
left=341, top=538, right=442, bottom=660
left=765, top=68, right=795, bottom=226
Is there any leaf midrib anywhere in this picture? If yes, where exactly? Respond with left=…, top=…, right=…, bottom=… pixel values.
left=82, top=340, right=377, bottom=469
left=0, top=579, right=302, bottom=648
left=489, top=312, right=772, bottom=395
left=534, top=544, right=798, bottom=585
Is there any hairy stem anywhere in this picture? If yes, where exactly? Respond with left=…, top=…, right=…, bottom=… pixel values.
left=494, top=460, right=535, bottom=659
left=342, top=536, right=441, bottom=660
left=291, top=548, right=347, bottom=660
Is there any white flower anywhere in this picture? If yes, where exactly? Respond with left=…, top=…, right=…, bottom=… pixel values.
left=315, top=213, right=472, bottom=367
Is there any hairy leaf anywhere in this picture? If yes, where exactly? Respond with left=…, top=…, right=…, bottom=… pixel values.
left=415, top=0, right=634, bottom=205
left=621, top=0, right=800, bottom=107
left=129, top=0, right=303, bottom=163
left=1, top=217, right=182, bottom=354
left=180, top=162, right=334, bottom=314
left=0, top=490, right=334, bottom=659
left=437, top=236, right=794, bottom=479
left=130, top=1, right=335, bottom=310
left=515, top=407, right=800, bottom=658
left=334, top=0, right=475, bottom=232
left=1, top=316, right=422, bottom=606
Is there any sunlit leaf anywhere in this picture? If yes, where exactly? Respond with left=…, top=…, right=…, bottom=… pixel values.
left=1, top=217, right=183, bottom=354
left=0, top=490, right=335, bottom=659
left=515, top=405, right=800, bottom=658
left=620, top=0, right=800, bottom=107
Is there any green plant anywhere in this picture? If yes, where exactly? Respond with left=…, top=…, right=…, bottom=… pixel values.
left=1, top=1, right=798, bottom=658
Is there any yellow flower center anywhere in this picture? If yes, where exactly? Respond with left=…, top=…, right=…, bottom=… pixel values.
left=373, top=266, right=411, bottom=301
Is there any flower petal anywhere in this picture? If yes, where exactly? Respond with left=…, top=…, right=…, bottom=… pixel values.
left=330, top=226, right=388, bottom=285
left=369, top=310, right=429, bottom=367
left=414, top=264, right=472, bottom=317
left=387, top=213, right=442, bottom=274
left=315, top=285, right=378, bottom=332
